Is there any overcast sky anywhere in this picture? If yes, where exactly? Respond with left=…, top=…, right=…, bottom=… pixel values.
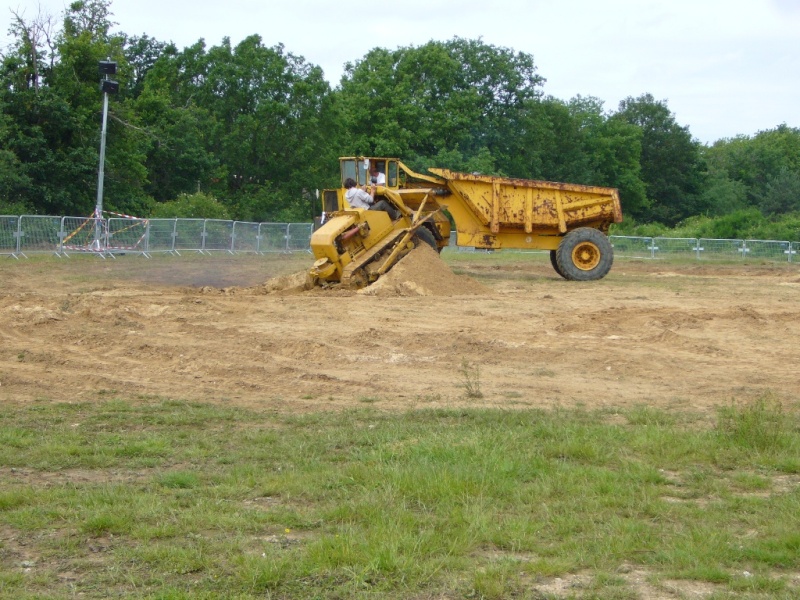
left=4, top=0, right=799, bottom=144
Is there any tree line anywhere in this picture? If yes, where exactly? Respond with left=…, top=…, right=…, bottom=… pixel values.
left=2, top=0, right=799, bottom=239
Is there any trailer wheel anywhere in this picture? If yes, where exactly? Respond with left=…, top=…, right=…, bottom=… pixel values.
left=413, top=226, right=438, bottom=251
left=555, top=228, right=613, bottom=281
left=549, top=250, right=566, bottom=279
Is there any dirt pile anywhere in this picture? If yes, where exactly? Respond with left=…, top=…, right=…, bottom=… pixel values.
left=259, top=270, right=309, bottom=295
left=359, top=244, right=492, bottom=297
left=258, top=243, right=491, bottom=297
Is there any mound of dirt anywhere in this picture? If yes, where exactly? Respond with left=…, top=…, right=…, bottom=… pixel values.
left=258, top=244, right=491, bottom=296
left=260, top=271, right=309, bottom=295
left=359, top=244, right=492, bottom=297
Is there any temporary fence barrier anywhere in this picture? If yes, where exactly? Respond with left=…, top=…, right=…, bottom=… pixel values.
left=61, top=216, right=106, bottom=255
left=608, top=236, right=655, bottom=259
left=742, top=240, right=793, bottom=261
left=1, top=215, right=21, bottom=256
left=145, top=219, right=179, bottom=254
left=287, top=223, right=314, bottom=252
left=608, top=237, right=796, bottom=262
left=260, top=223, right=292, bottom=253
left=695, top=238, right=745, bottom=259
left=648, top=237, right=698, bottom=259
left=1, top=215, right=798, bottom=263
left=17, top=216, right=64, bottom=257
left=1, top=215, right=315, bottom=258
left=107, top=217, right=147, bottom=254
left=232, top=221, right=260, bottom=253
left=200, top=220, right=232, bottom=253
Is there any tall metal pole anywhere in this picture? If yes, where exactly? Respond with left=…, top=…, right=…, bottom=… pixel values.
left=94, top=59, right=117, bottom=250
left=95, top=88, right=110, bottom=225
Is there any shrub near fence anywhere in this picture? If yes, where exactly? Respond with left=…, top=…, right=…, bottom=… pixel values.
left=1, top=215, right=798, bottom=262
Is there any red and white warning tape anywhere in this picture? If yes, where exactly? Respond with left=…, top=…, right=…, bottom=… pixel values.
left=102, top=210, right=148, bottom=221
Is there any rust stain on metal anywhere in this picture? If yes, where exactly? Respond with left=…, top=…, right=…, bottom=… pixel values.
left=481, top=234, right=497, bottom=248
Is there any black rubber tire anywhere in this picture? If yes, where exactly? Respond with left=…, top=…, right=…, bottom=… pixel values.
left=549, top=250, right=566, bottom=279
left=413, top=226, right=438, bottom=252
left=555, top=227, right=614, bottom=281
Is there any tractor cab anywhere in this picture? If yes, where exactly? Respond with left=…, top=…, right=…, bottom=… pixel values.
left=340, top=157, right=400, bottom=189
left=318, top=156, right=451, bottom=229
left=321, top=157, right=401, bottom=217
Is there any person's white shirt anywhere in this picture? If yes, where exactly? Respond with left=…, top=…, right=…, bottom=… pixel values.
left=345, top=187, right=373, bottom=209
left=371, top=171, right=386, bottom=185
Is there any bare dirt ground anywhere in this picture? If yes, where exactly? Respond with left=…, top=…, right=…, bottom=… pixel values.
left=1, top=249, right=798, bottom=415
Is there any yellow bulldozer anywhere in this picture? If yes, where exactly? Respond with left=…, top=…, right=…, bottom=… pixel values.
left=308, top=157, right=623, bottom=287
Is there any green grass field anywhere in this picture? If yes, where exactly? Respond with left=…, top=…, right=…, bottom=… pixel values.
left=1, top=397, right=798, bottom=599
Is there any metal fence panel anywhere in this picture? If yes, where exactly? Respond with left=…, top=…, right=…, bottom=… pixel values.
left=744, top=240, right=792, bottom=261
left=174, top=219, right=205, bottom=252
left=61, top=216, right=106, bottom=254
left=107, top=218, right=148, bottom=253
left=146, top=219, right=177, bottom=253
left=697, top=238, right=745, bottom=260
left=259, top=223, right=289, bottom=252
left=18, top=215, right=64, bottom=255
left=1, top=216, right=19, bottom=256
left=6, top=215, right=800, bottom=263
left=609, top=235, right=654, bottom=259
left=232, top=221, right=260, bottom=253
left=287, top=223, right=313, bottom=252
left=653, top=237, right=699, bottom=259
left=202, top=219, right=234, bottom=252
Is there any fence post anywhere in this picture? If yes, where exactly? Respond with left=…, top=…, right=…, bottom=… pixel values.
left=170, top=218, right=177, bottom=254
left=58, top=217, right=66, bottom=257
left=14, top=216, right=22, bottom=258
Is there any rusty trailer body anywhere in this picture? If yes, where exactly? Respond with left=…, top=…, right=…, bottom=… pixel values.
left=427, top=168, right=622, bottom=250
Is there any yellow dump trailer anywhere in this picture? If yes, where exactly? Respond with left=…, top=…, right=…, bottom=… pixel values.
left=309, top=157, right=622, bottom=287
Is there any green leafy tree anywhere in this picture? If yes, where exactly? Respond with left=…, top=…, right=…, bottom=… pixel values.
left=613, top=94, right=705, bottom=225
left=337, top=38, right=544, bottom=169
left=520, top=97, right=595, bottom=182
left=129, top=40, right=222, bottom=202
left=0, top=0, right=152, bottom=216
left=134, top=90, right=223, bottom=202
left=4, top=7, right=58, bottom=91
left=701, top=168, right=748, bottom=216
left=122, top=34, right=173, bottom=98
left=137, top=35, right=335, bottom=221
left=0, top=100, right=32, bottom=213
left=507, top=95, right=647, bottom=218
left=759, top=168, right=800, bottom=216
left=704, top=125, right=800, bottom=215
left=567, top=96, right=648, bottom=218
